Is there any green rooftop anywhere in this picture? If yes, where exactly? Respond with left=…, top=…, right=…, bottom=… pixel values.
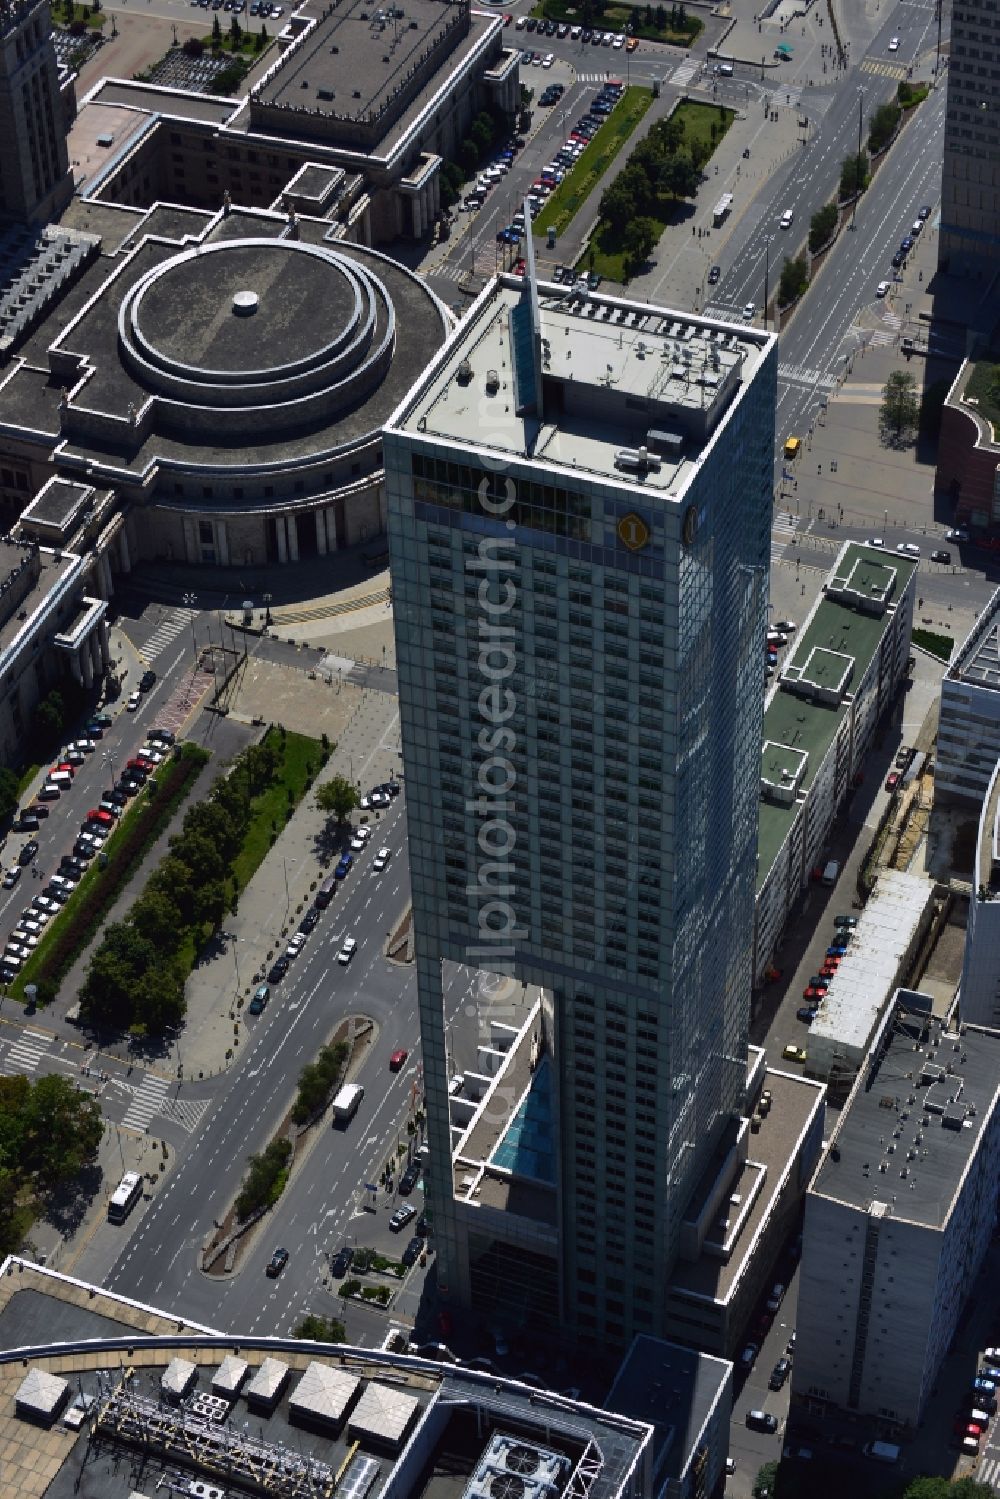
left=756, top=542, right=918, bottom=891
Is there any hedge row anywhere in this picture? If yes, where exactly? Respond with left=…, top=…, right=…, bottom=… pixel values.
left=11, top=743, right=209, bottom=1005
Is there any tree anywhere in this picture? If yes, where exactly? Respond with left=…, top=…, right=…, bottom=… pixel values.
left=212, top=12, right=222, bottom=45
left=903, top=1481, right=995, bottom=1499
left=316, top=776, right=359, bottom=825
left=34, top=689, right=66, bottom=742
left=880, top=370, right=919, bottom=444
left=295, top=1314, right=346, bottom=1342
left=255, top=22, right=267, bottom=48
left=459, top=138, right=479, bottom=175
left=839, top=151, right=868, bottom=199
left=19, top=1074, right=102, bottom=1190
left=599, top=179, right=636, bottom=233
left=0, top=766, right=17, bottom=824
left=753, top=1462, right=778, bottom=1499
left=131, top=889, right=185, bottom=953
left=80, top=922, right=158, bottom=1029
left=868, top=100, right=901, bottom=153
left=777, top=254, right=809, bottom=307
left=623, top=216, right=658, bottom=275
left=132, top=964, right=186, bottom=1035
left=808, top=202, right=838, bottom=254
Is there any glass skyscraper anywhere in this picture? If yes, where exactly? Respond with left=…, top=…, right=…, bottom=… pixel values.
left=385, top=270, right=777, bottom=1346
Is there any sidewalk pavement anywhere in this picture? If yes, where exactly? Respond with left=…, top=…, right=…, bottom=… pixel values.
left=176, top=683, right=402, bottom=1080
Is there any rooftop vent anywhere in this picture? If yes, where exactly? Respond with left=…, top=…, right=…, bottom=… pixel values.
left=485, top=368, right=500, bottom=395
left=457, top=358, right=473, bottom=384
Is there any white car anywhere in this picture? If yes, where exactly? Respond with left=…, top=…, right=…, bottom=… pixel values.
left=139, top=745, right=164, bottom=764
left=350, top=827, right=372, bottom=852
left=868, top=536, right=884, bottom=548
left=888, top=35, right=899, bottom=50
left=515, top=14, right=526, bottom=25
left=373, top=846, right=392, bottom=871
left=946, top=527, right=969, bottom=541
left=2, top=865, right=21, bottom=888
left=542, top=52, right=554, bottom=66
left=876, top=279, right=891, bottom=297
left=10, top=929, right=39, bottom=950
left=74, top=738, right=96, bottom=754
left=743, top=302, right=755, bottom=319
left=449, top=1074, right=465, bottom=1096
left=612, top=33, right=624, bottom=46
left=337, top=936, right=357, bottom=966
left=774, top=619, right=797, bottom=632
left=18, top=917, right=42, bottom=936
left=126, top=690, right=141, bottom=712
left=897, top=541, right=920, bottom=556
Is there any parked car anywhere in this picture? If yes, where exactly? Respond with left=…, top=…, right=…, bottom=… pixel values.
left=399, top=1162, right=421, bottom=1195
left=2, top=865, right=21, bottom=887
left=18, top=840, right=39, bottom=866
left=769, top=1357, right=792, bottom=1389
left=248, top=983, right=270, bottom=1015
left=930, top=549, right=952, bottom=564
left=126, top=691, right=141, bottom=712
left=402, top=1235, right=423, bottom=1267
left=746, top=1410, right=778, bottom=1433
left=390, top=1203, right=417, bottom=1232
left=335, top=853, right=353, bottom=879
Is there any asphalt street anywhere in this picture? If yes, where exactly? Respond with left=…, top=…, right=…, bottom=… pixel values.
left=76, top=789, right=418, bottom=1324
left=767, top=88, right=946, bottom=469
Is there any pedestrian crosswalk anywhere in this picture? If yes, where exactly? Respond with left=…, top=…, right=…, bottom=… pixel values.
left=771, top=512, right=800, bottom=562
left=978, top=1455, right=1000, bottom=1490
left=0, top=1029, right=50, bottom=1076
left=778, top=362, right=838, bottom=391
left=143, top=607, right=197, bottom=662
left=870, top=311, right=902, bottom=346
left=671, top=59, right=698, bottom=86
left=120, top=1072, right=210, bottom=1135
left=121, top=1073, right=170, bottom=1133
left=861, top=58, right=907, bottom=79
left=577, top=70, right=619, bottom=82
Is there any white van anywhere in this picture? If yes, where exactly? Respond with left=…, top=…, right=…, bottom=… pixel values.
left=821, top=860, right=840, bottom=887
left=48, top=770, right=73, bottom=791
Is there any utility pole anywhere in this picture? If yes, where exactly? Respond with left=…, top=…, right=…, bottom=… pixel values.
left=934, top=0, right=943, bottom=78
left=763, top=243, right=769, bottom=329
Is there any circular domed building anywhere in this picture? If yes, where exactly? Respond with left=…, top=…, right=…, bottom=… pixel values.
left=30, top=200, right=450, bottom=570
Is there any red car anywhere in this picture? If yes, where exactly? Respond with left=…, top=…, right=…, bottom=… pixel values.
left=955, top=1419, right=984, bottom=1439
left=820, top=964, right=839, bottom=980
left=803, top=985, right=826, bottom=1001
left=885, top=771, right=900, bottom=791
left=86, top=808, right=114, bottom=827
left=503, top=11, right=512, bottom=21
left=389, top=1048, right=409, bottom=1072
left=513, top=259, right=526, bottom=277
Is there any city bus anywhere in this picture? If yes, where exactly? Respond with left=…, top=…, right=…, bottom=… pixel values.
left=107, top=1170, right=143, bottom=1223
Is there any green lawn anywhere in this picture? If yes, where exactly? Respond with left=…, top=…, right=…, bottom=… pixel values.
left=965, top=360, right=1000, bottom=435
left=580, top=99, right=734, bottom=281
left=531, top=0, right=702, bottom=45
left=532, top=85, right=653, bottom=243
left=55, top=3, right=107, bottom=29
left=231, top=729, right=321, bottom=892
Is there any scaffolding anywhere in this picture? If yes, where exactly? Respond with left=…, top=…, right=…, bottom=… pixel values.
left=94, top=1375, right=337, bottom=1498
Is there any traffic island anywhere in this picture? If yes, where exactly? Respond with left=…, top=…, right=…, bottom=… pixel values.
left=200, top=1014, right=374, bottom=1277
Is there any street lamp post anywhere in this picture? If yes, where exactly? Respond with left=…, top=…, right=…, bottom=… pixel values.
left=183, top=592, right=198, bottom=662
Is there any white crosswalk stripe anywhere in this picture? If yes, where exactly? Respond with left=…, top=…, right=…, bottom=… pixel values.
left=671, top=60, right=698, bottom=86
left=771, top=512, right=799, bottom=562
left=778, top=362, right=838, bottom=391
left=870, top=311, right=902, bottom=346
left=121, top=1073, right=170, bottom=1133
left=979, top=1457, right=1000, bottom=1490
left=142, top=607, right=197, bottom=662
left=0, top=1029, right=50, bottom=1076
